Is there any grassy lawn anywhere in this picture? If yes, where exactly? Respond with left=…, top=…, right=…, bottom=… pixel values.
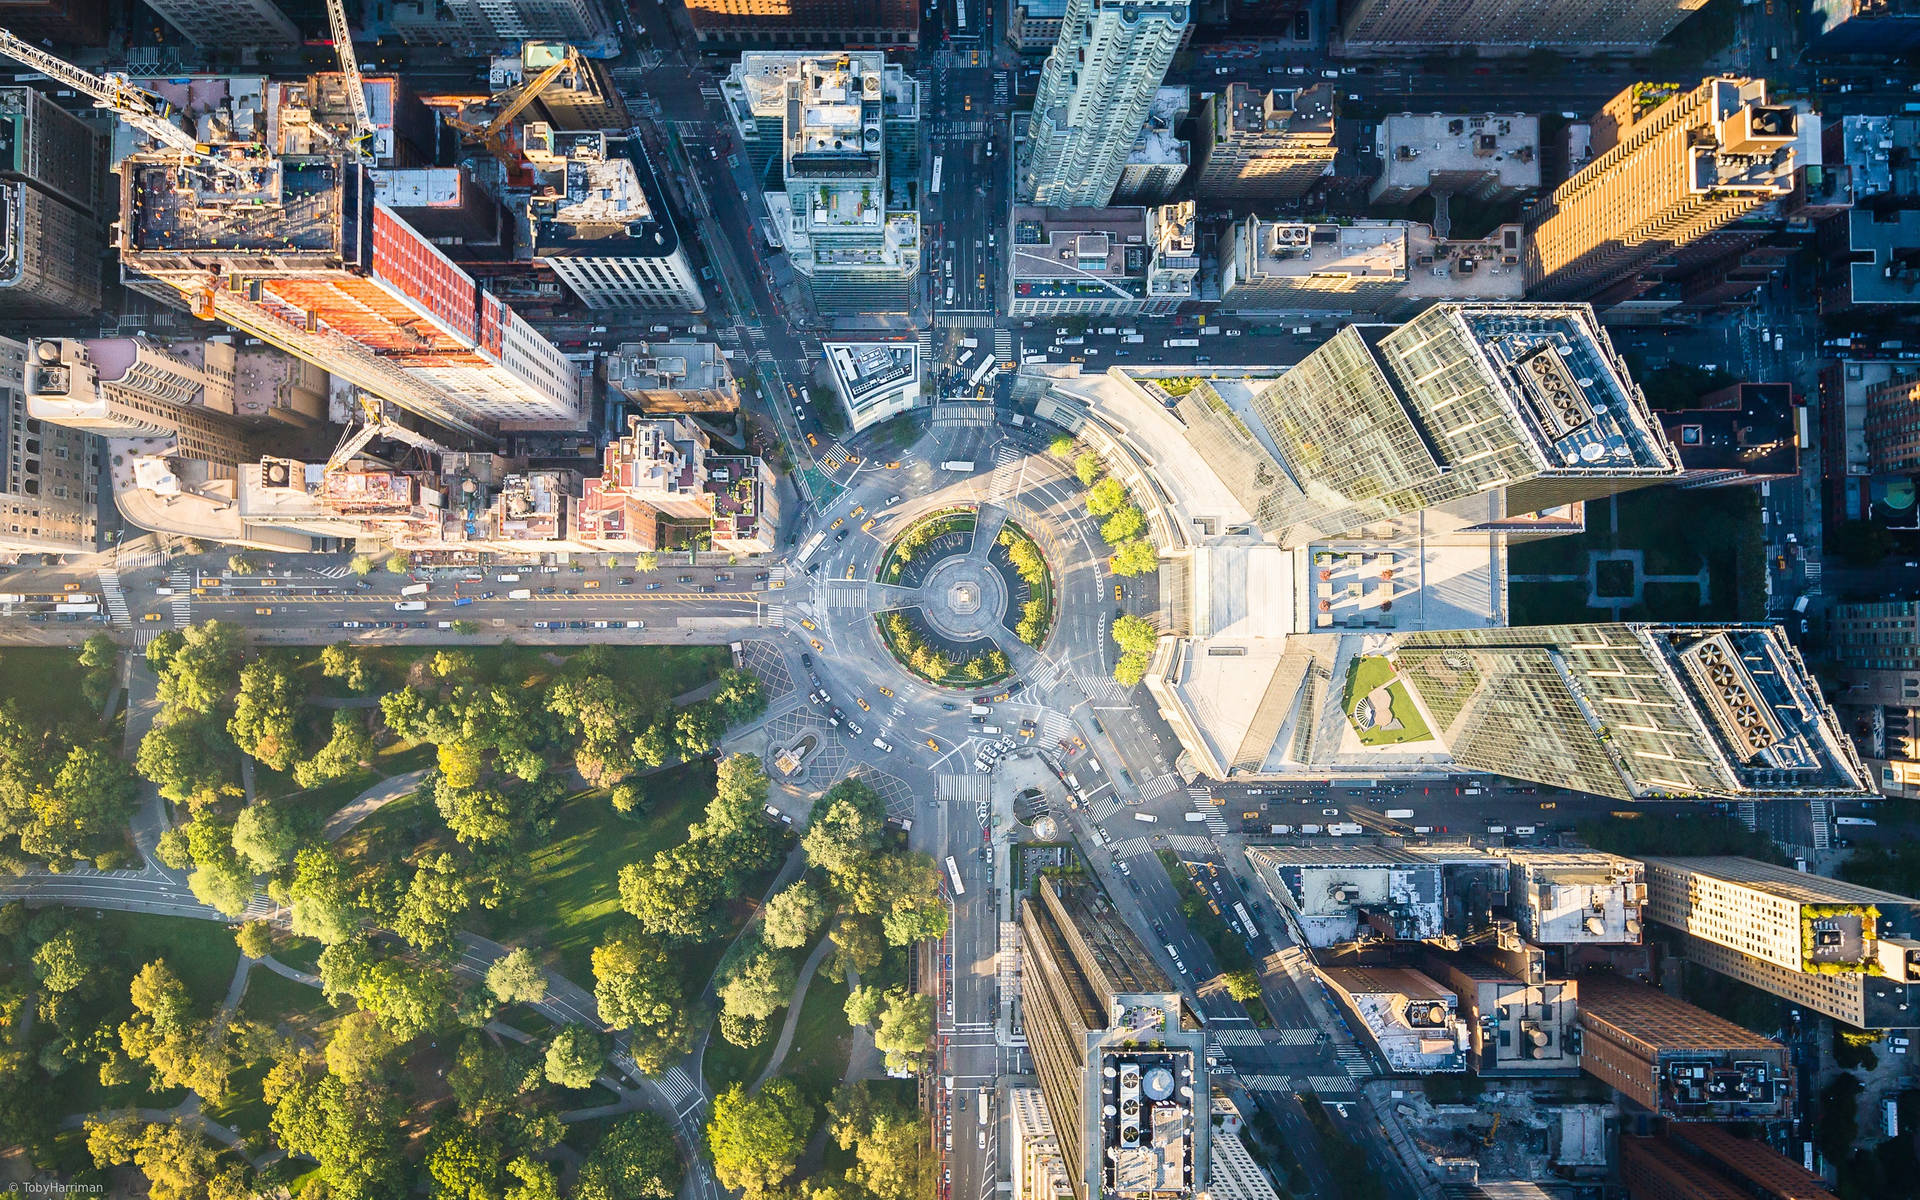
left=1355, top=681, right=1430, bottom=747
left=240, top=964, right=326, bottom=1031
left=201, top=1060, right=274, bottom=1151
left=0, top=645, right=101, bottom=731
left=1593, top=558, right=1636, bottom=598
left=1341, top=655, right=1394, bottom=712
left=103, top=911, right=241, bottom=1008
left=1630, top=580, right=1708, bottom=622
left=704, top=1021, right=781, bottom=1096
left=787, top=966, right=851, bottom=1111
left=485, top=761, right=718, bottom=985
left=1508, top=487, right=1758, bottom=624
left=1509, top=580, right=1591, bottom=627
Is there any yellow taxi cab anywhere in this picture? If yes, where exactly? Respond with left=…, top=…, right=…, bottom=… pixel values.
left=851, top=504, right=865, bottom=517
left=878, top=686, right=894, bottom=698
left=830, top=517, right=844, bottom=529
left=807, top=433, right=819, bottom=447
left=856, top=697, right=871, bottom=711
left=584, top=580, right=601, bottom=589
left=62, top=581, right=81, bottom=591
left=887, top=461, right=901, bottom=469
left=255, top=607, right=273, bottom=615
left=926, top=737, right=941, bottom=751
left=800, top=618, right=816, bottom=630
left=191, top=587, right=208, bottom=596
left=258, top=578, right=279, bottom=587
left=197, top=577, right=221, bottom=588
left=1114, top=584, right=1123, bottom=602
left=811, top=638, right=824, bottom=651
left=992, top=690, right=1010, bottom=702
left=844, top=564, right=857, bottom=579
left=861, top=519, right=876, bottom=533
left=143, top=612, right=164, bottom=622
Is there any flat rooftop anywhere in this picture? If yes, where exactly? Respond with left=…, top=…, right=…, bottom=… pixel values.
left=1128, top=86, right=1189, bottom=167
left=124, top=157, right=343, bottom=258
left=1504, top=851, right=1646, bottom=944
left=1242, top=220, right=1406, bottom=284
left=1654, top=627, right=1873, bottom=795
left=1012, top=204, right=1151, bottom=301
left=1845, top=208, right=1920, bottom=306
left=1375, top=113, right=1540, bottom=190
left=1248, top=844, right=1451, bottom=948
left=1451, top=306, right=1676, bottom=472
left=1320, top=967, right=1467, bottom=1073
left=825, top=341, right=917, bottom=403
left=609, top=340, right=726, bottom=393
left=1224, top=82, right=1334, bottom=141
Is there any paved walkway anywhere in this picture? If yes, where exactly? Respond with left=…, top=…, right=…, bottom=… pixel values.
left=320, top=768, right=434, bottom=842
left=752, top=932, right=837, bottom=1090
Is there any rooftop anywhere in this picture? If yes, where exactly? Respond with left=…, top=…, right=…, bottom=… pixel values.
left=1012, top=204, right=1153, bottom=302
left=1248, top=844, right=1457, bottom=948
left=608, top=340, right=728, bottom=394
left=1375, top=113, right=1540, bottom=191
left=825, top=341, right=917, bottom=402
left=1502, top=851, right=1646, bottom=944
left=1128, top=86, right=1189, bottom=168
left=527, top=132, right=682, bottom=260
left=1451, top=306, right=1677, bottom=473
left=123, top=156, right=344, bottom=261
left=1844, top=208, right=1920, bottom=306
left=1838, top=114, right=1920, bottom=203
left=1658, top=382, right=1799, bottom=479
left=1096, top=1045, right=1200, bottom=1198
left=1319, top=967, right=1468, bottom=1073
left=1223, top=83, right=1334, bottom=141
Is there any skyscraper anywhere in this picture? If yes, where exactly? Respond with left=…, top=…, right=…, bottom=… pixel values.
left=525, top=129, right=705, bottom=314
left=0, top=87, right=106, bottom=321
left=141, top=0, right=298, bottom=46
left=1338, top=0, right=1707, bottom=56
left=1575, top=974, right=1792, bottom=1121
left=118, top=154, right=582, bottom=439
left=0, top=336, right=97, bottom=555
left=1018, top=0, right=1189, bottom=207
left=23, top=338, right=272, bottom=470
left=722, top=52, right=921, bottom=315
left=1389, top=625, right=1872, bottom=801
left=1192, top=84, right=1335, bottom=204
left=439, top=0, right=612, bottom=45
left=1643, top=856, right=1920, bottom=1028
left=1019, top=876, right=1209, bottom=1200
left=1525, top=79, right=1809, bottom=302
left=1170, top=303, right=1678, bottom=548
left=683, top=0, right=918, bottom=48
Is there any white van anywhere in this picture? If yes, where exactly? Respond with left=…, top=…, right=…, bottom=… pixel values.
left=873, top=737, right=894, bottom=753
left=393, top=600, right=427, bottom=612
left=496, top=574, right=521, bottom=583
left=1184, top=812, right=1207, bottom=823
left=971, top=704, right=991, bottom=715
left=401, top=583, right=429, bottom=596
left=1134, top=812, right=1158, bottom=823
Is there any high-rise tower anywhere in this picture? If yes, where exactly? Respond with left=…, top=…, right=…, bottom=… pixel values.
left=1019, top=876, right=1209, bottom=1200
left=1525, top=79, right=1809, bottom=302
left=118, top=155, right=581, bottom=439
left=1644, top=856, right=1920, bottom=1029
left=1018, top=0, right=1189, bottom=207
left=141, top=0, right=298, bottom=46
left=1170, top=303, right=1678, bottom=548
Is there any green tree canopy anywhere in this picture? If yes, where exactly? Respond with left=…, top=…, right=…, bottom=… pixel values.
left=485, top=947, right=548, bottom=1006
left=576, top=1113, right=682, bottom=1200
left=544, top=1024, right=607, bottom=1089
left=707, top=1078, right=813, bottom=1198
left=762, top=881, right=828, bottom=950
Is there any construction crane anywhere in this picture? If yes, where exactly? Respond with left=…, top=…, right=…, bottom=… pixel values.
left=323, top=0, right=374, bottom=161
left=0, top=27, right=250, bottom=180
left=326, top=392, right=448, bottom=474
left=445, top=52, right=572, bottom=158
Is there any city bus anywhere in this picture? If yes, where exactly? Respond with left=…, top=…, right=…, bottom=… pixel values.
left=968, top=356, right=996, bottom=388
left=944, top=855, right=966, bottom=896
left=930, top=155, right=942, bottom=196
left=955, top=0, right=967, bottom=32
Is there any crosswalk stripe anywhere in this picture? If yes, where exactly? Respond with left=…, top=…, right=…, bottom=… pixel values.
left=659, top=1066, right=697, bottom=1106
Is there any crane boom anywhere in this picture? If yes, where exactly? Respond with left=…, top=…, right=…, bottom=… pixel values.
left=480, top=55, right=569, bottom=145
left=0, top=26, right=209, bottom=162
left=324, top=0, right=374, bottom=161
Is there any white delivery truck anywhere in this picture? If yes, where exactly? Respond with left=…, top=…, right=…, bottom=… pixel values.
left=508, top=589, right=533, bottom=600
left=940, top=460, right=976, bottom=472
left=401, top=583, right=429, bottom=596
left=1134, top=812, right=1158, bottom=823
left=1184, top=812, right=1208, bottom=823
left=394, top=600, right=427, bottom=612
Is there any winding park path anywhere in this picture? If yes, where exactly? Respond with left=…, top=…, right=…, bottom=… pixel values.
left=752, top=933, right=836, bottom=1090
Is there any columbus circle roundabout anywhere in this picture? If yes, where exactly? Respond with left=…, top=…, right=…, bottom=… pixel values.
left=741, top=408, right=1181, bottom=804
